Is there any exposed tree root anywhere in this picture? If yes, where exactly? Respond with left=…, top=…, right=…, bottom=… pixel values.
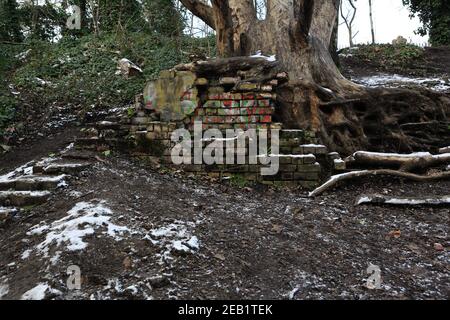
left=309, top=170, right=450, bottom=197
left=347, top=151, right=450, bottom=172
left=356, top=194, right=450, bottom=206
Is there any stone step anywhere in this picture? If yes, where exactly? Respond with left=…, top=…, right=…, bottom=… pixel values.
left=298, top=144, right=328, bottom=155
left=0, top=175, right=66, bottom=191
left=62, top=150, right=98, bottom=161
left=0, top=206, right=17, bottom=223
left=0, top=191, right=51, bottom=207
left=96, top=121, right=120, bottom=130
left=74, top=137, right=104, bottom=149
left=33, top=161, right=92, bottom=175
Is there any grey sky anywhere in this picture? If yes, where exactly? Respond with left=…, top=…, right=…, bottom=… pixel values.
left=338, top=0, right=428, bottom=48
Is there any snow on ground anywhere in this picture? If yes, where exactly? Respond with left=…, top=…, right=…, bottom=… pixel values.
left=21, top=282, right=62, bottom=300
left=0, top=284, right=9, bottom=299
left=25, top=200, right=131, bottom=258
left=353, top=74, right=450, bottom=92
left=145, top=221, right=201, bottom=265
left=0, top=162, right=35, bottom=182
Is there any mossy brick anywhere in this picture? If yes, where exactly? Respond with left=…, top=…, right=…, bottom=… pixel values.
left=180, top=88, right=198, bottom=100
left=241, top=100, right=258, bottom=108
left=241, top=93, right=256, bottom=99
left=159, top=70, right=175, bottom=78
left=195, top=108, right=205, bottom=116
left=281, top=130, right=305, bottom=139
left=293, top=155, right=317, bottom=165
left=205, top=116, right=223, bottom=124
left=281, top=172, right=294, bottom=180
left=260, top=115, right=272, bottom=123
left=279, top=157, right=293, bottom=164
left=219, top=93, right=242, bottom=100
left=237, top=83, right=260, bottom=91
left=222, top=100, right=240, bottom=108
left=220, top=77, right=240, bottom=85
left=153, top=124, right=162, bottom=133
left=255, top=93, right=274, bottom=100
left=132, top=117, right=152, bottom=125
left=129, top=125, right=147, bottom=132
left=257, top=99, right=271, bottom=107
left=270, top=123, right=283, bottom=130
left=224, top=116, right=239, bottom=124
left=297, top=163, right=321, bottom=172
left=205, top=108, right=217, bottom=116
left=279, top=164, right=297, bottom=172
left=195, top=78, right=209, bottom=86
left=294, top=172, right=320, bottom=181
left=218, top=108, right=241, bottom=116
left=204, top=100, right=222, bottom=108
left=226, top=165, right=249, bottom=173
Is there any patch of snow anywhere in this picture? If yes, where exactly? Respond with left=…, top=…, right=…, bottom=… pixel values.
left=21, top=283, right=61, bottom=300
left=0, top=284, right=9, bottom=299
left=27, top=200, right=130, bottom=256
left=301, top=144, right=326, bottom=148
left=0, top=162, right=34, bottom=182
left=250, top=51, right=276, bottom=62
left=147, top=221, right=199, bottom=264
left=288, top=287, right=301, bottom=300
left=354, top=74, right=450, bottom=92
left=186, top=236, right=200, bottom=250
left=21, top=249, right=32, bottom=260
left=0, top=190, right=51, bottom=197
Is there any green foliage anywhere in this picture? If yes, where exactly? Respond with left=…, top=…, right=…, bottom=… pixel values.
left=10, top=33, right=214, bottom=110
left=403, top=0, right=450, bottom=46
left=343, top=43, right=425, bottom=69
left=0, top=43, right=21, bottom=135
left=0, top=0, right=22, bottom=42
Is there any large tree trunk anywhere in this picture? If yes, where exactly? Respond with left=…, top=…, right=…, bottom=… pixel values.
left=179, top=0, right=450, bottom=155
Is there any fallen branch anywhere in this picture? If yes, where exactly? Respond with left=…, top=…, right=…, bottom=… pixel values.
left=356, top=194, right=450, bottom=206
left=309, top=170, right=450, bottom=197
left=349, top=151, right=450, bottom=172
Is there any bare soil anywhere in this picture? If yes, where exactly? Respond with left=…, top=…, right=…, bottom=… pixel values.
left=0, top=149, right=448, bottom=300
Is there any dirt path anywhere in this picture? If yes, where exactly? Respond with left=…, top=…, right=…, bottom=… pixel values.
left=0, top=154, right=448, bottom=300
left=0, top=127, right=79, bottom=175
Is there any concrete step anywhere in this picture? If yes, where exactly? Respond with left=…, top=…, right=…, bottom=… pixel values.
left=33, top=160, right=92, bottom=175
left=0, top=191, right=51, bottom=207
left=0, top=175, right=66, bottom=191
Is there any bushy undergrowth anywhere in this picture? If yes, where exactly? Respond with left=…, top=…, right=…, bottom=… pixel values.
left=0, top=33, right=215, bottom=136
left=342, top=43, right=425, bottom=69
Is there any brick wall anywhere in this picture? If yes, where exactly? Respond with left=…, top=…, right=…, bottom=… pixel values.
left=87, top=66, right=346, bottom=189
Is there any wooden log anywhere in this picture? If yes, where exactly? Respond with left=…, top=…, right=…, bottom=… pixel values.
left=350, top=151, right=450, bottom=172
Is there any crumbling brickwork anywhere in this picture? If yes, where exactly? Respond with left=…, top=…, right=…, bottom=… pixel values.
left=81, top=59, right=347, bottom=189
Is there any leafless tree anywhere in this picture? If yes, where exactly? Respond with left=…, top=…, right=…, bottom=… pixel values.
left=340, top=0, right=358, bottom=47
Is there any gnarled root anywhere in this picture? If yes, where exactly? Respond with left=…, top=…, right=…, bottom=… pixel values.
left=309, top=170, right=450, bottom=197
